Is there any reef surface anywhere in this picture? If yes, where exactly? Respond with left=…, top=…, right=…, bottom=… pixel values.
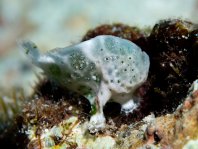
left=1, top=19, right=198, bottom=149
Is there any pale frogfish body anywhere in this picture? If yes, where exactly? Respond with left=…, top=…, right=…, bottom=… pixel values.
left=21, top=35, right=150, bottom=132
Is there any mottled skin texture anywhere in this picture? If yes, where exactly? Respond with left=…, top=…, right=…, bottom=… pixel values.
left=21, top=35, right=150, bottom=132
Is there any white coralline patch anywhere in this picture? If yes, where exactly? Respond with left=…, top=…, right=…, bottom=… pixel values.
left=188, top=79, right=198, bottom=94
left=183, top=140, right=198, bottom=149
left=21, top=35, right=150, bottom=132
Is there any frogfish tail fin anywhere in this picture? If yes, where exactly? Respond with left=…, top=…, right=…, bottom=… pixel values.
left=19, top=40, right=40, bottom=61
